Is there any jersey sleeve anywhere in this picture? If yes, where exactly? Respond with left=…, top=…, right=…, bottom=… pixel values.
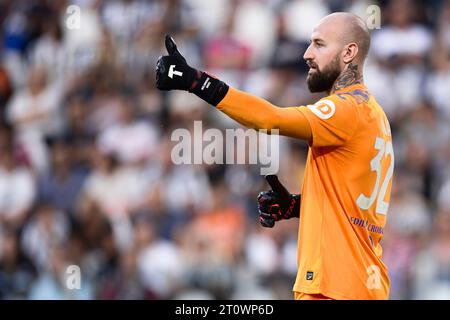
left=217, top=87, right=312, bottom=141
left=296, top=94, right=360, bottom=147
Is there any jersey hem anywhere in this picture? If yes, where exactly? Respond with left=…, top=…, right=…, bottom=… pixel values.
left=293, top=287, right=387, bottom=300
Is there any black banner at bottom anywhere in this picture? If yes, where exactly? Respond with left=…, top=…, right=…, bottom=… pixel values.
left=0, top=300, right=447, bottom=319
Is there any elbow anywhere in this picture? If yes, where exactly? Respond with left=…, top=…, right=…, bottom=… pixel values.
left=255, top=109, right=280, bottom=133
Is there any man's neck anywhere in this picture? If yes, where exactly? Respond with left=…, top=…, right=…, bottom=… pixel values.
left=329, top=62, right=364, bottom=95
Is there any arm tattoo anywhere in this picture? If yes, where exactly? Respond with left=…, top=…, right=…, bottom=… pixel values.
left=332, top=63, right=363, bottom=92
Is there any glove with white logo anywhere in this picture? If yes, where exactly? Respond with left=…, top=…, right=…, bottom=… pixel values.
left=156, top=35, right=229, bottom=106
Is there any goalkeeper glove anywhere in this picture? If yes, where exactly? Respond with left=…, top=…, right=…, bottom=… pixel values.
left=257, top=175, right=300, bottom=228
left=155, top=35, right=229, bottom=106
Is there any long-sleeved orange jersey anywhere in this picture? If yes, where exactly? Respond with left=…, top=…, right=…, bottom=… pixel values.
left=217, top=84, right=394, bottom=300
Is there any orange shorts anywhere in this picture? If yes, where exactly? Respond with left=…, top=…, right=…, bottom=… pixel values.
left=294, top=292, right=333, bottom=300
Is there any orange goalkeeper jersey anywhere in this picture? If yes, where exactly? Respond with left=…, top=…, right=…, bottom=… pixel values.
left=293, top=84, right=394, bottom=300
left=217, top=83, right=394, bottom=300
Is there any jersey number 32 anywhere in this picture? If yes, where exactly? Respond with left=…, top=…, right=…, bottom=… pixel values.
left=357, top=137, right=394, bottom=215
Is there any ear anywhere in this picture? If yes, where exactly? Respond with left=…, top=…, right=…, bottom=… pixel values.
left=342, top=43, right=358, bottom=64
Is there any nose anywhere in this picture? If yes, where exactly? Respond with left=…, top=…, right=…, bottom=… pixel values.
left=303, top=43, right=314, bottom=62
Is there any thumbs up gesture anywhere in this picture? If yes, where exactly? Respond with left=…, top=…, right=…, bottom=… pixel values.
left=155, top=35, right=229, bottom=106
left=155, top=35, right=198, bottom=91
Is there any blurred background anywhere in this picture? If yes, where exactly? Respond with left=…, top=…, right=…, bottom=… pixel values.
left=0, top=0, right=449, bottom=300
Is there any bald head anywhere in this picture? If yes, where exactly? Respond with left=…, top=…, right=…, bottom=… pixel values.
left=317, top=12, right=371, bottom=62
left=304, top=12, right=371, bottom=93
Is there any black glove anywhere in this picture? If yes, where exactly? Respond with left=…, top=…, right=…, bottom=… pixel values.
left=156, top=35, right=229, bottom=106
left=257, top=175, right=300, bottom=228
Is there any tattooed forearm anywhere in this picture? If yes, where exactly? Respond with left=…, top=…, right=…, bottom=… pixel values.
left=331, top=63, right=363, bottom=93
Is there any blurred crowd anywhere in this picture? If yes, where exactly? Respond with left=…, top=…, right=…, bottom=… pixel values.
left=0, top=0, right=449, bottom=300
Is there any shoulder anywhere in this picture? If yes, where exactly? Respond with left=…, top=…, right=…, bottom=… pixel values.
left=306, top=89, right=363, bottom=116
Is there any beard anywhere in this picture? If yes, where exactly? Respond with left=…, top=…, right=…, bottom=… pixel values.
left=306, top=55, right=342, bottom=93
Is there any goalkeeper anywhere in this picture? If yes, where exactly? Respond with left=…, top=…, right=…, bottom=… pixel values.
left=156, top=12, right=394, bottom=300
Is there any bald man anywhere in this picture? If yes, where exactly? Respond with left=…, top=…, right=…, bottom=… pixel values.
left=156, top=12, right=394, bottom=300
